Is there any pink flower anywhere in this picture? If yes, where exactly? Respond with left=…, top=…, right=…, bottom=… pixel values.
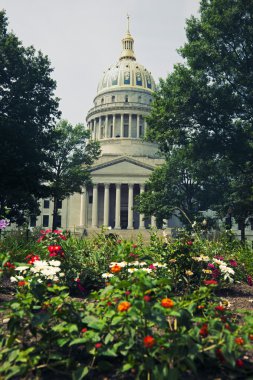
left=214, top=255, right=224, bottom=261
left=207, top=263, right=215, bottom=269
left=229, top=260, right=238, bottom=267
left=149, top=264, right=156, bottom=270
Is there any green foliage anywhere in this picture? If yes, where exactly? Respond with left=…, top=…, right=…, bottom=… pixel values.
left=46, top=119, right=100, bottom=230
left=0, top=10, right=60, bottom=224
left=144, top=0, right=253, bottom=237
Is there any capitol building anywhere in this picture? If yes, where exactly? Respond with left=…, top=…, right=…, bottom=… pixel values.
left=35, top=22, right=164, bottom=232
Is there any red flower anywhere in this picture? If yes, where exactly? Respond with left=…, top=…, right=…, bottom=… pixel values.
left=161, top=298, right=174, bottom=308
left=18, top=281, right=27, bottom=287
left=143, top=335, right=156, bottom=348
left=235, top=337, right=244, bottom=345
left=203, top=280, right=218, bottom=286
left=229, top=260, right=238, bottom=267
left=186, top=240, right=193, bottom=246
left=216, top=348, right=225, bottom=363
left=95, top=343, right=102, bottom=349
left=215, top=305, right=225, bottom=312
left=81, top=328, right=87, bottom=333
left=249, top=334, right=253, bottom=341
left=107, top=301, right=112, bottom=306
left=236, top=359, right=244, bottom=368
left=125, top=290, right=131, bottom=296
left=197, top=305, right=205, bottom=310
left=143, top=295, right=151, bottom=302
left=132, top=244, right=138, bottom=249
left=199, top=323, right=208, bottom=337
left=247, top=275, right=253, bottom=286
left=4, top=262, right=15, bottom=269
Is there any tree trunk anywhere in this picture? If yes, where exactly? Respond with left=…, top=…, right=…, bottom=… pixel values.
left=240, top=219, right=246, bottom=243
left=52, top=196, right=59, bottom=231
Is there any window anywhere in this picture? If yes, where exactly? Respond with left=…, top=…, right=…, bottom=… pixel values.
left=125, top=95, right=128, bottom=103
left=30, top=215, right=37, bottom=227
left=43, top=215, right=49, bottom=227
left=89, top=195, right=93, bottom=204
left=43, top=200, right=50, bottom=209
left=112, top=96, right=115, bottom=102
left=110, top=125, right=113, bottom=137
left=57, top=200, right=62, bottom=209
left=138, top=95, right=142, bottom=103
left=101, top=98, right=104, bottom=104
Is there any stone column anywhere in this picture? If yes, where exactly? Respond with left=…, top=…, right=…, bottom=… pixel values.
left=93, top=119, right=96, bottom=139
left=112, top=114, right=116, bottom=137
left=105, top=115, right=108, bottom=139
left=98, top=117, right=102, bottom=139
left=137, top=114, right=140, bottom=138
left=144, top=119, right=147, bottom=136
left=151, top=215, right=156, bottom=228
left=91, top=184, right=98, bottom=227
left=139, top=184, right=145, bottom=229
left=129, top=114, right=132, bottom=138
left=120, top=114, right=124, bottom=137
left=127, top=184, right=134, bottom=229
left=115, top=184, right=121, bottom=229
left=80, top=187, right=88, bottom=226
left=103, top=184, right=110, bottom=227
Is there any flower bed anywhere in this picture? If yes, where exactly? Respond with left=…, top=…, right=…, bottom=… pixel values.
left=0, top=228, right=253, bottom=379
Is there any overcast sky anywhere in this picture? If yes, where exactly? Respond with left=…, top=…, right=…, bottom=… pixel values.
left=1, top=0, right=200, bottom=125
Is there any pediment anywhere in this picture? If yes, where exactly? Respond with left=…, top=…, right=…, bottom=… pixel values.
left=91, top=157, right=154, bottom=177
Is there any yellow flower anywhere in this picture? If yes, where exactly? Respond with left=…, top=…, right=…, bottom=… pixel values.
left=185, top=270, right=193, bottom=276
left=202, top=269, right=212, bottom=274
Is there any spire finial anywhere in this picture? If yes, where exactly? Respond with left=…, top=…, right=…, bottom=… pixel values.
left=127, top=13, right=130, bottom=33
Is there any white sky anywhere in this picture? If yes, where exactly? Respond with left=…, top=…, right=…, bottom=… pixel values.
left=1, top=0, right=200, bottom=125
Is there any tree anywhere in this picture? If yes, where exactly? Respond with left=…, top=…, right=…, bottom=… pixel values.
left=46, top=120, right=100, bottom=230
left=137, top=148, right=229, bottom=227
left=145, top=0, right=253, bottom=240
left=0, top=11, right=60, bottom=224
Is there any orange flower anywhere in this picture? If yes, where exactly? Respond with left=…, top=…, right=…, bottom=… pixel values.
left=117, top=301, right=131, bottom=312
left=249, top=334, right=253, bottom=341
left=143, top=335, right=156, bottom=348
left=235, top=337, right=244, bottom=345
left=110, top=264, right=122, bottom=273
left=18, top=281, right=28, bottom=287
left=161, top=298, right=174, bottom=308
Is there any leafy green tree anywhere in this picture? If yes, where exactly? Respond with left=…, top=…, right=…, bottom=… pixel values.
left=138, top=148, right=229, bottom=227
left=0, top=11, right=60, bottom=224
left=145, top=0, right=253, bottom=240
left=47, top=120, right=100, bottom=230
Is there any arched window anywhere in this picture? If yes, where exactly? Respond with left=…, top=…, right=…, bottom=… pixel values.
left=125, top=95, right=128, bottom=103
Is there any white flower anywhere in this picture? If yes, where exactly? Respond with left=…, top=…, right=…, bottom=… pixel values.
left=15, top=266, right=29, bottom=272
left=153, top=262, right=167, bottom=268
left=102, top=272, right=114, bottom=278
left=131, top=261, right=140, bottom=266
left=139, top=262, right=147, bottom=267
left=37, top=279, right=43, bottom=283
left=192, top=221, right=197, bottom=228
left=50, top=260, right=61, bottom=267
left=16, top=275, right=24, bottom=280
left=219, top=265, right=235, bottom=275
left=118, top=261, right=127, bottom=267
left=192, top=255, right=209, bottom=262
left=109, top=262, right=118, bottom=267
left=10, top=276, right=18, bottom=282
left=142, top=268, right=152, bottom=273
left=127, top=268, right=138, bottom=273
left=59, top=273, right=65, bottom=277
left=213, top=259, right=224, bottom=266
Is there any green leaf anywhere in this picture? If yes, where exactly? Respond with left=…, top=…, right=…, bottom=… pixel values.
left=72, top=365, right=89, bottom=380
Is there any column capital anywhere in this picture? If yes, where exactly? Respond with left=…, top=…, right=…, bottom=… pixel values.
left=104, top=183, right=110, bottom=189
left=116, top=183, right=121, bottom=189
